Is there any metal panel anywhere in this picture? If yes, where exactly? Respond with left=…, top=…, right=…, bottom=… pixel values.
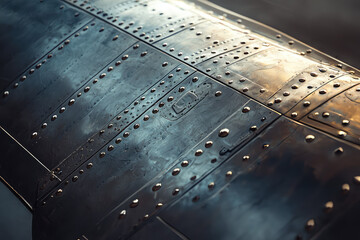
left=160, top=117, right=360, bottom=240
left=68, top=0, right=205, bottom=43
left=27, top=42, right=181, bottom=172
left=0, top=0, right=91, bottom=91
left=90, top=100, right=279, bottom=240
left=0, top=19, right=136, bottom=168
left=32, top=74, right=271, bottom=240
left=155, top=20, right=252, bottom=65
left=0, top=127, right=53, bottom=207
left=37, top=63, right=195, bottom=197
left=301, top=85, right=360, bottom=145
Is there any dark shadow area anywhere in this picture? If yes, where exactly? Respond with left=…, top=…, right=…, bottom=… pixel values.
left=208, top=0, right=360, bottom=68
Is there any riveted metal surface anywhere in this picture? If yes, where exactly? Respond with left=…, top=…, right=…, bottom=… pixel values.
left=0, top=0, right=91, bottom=91
left=32, top=74, right=262, bottom=239
left=301, top=85, right=360, bottom=145
left=90, top=100, right=279, bottom=240
left=69, top=0, right=205, bottom=43
left=27, top=42, right=179, bottom=173
left=0, top=19, right=136, bottom=168
left=155, top=20, right=253, bottom=65
left=160, top=117, right=360, bottom=240
left=37, top=63, right=194, bottom=198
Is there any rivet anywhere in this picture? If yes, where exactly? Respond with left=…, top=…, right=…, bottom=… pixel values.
left=172, top=168, right=180, bottom=176
left=288, top=40, right=294, bottom=45
left=291, top=85, right=299, bottom=89
left=100, top=73, right=106, bottom=78
left=242, top=107, right=250, bottom=113
left=303, top=101, right=311, bottom=107
left=205, top=141, right=213, bottom=148
left=143, top=115, right=149, bottom=121
left=305, top=135, right=315, bottom=143
left=108, top=145, right=114, bottom=151
left=152, top=108, right=159, bottom=114
left=353, top=176, right=360, bottom=184
left=113, top=35, right=119, bottom=41
left=143, top=214, right=149, bottom=220
left=243, top=155, right=250, bottom=161
left=115, top=61, right=121, bottom=66
left=162, top=43, right=167, bottom=47
left=342, top=119, right=350, bottom=125
left=152, top=183, right=162, bottom=191
left=141, top=51, right=147, bottom=57
left=86, top=163, right=93, bottom=169
left=192, top=196, right=200, bottom=202
left=299, top=78, right=306, bottom=83
left=179, top=86, right=185, bottom=92
left=115, top=138, right=122, bottom=144
left=51, top=115, right=57, bottom=121
left=122, top=55, right=128, bottom=60
left=79, top=169, right=84, bottom=174
left=99, top=152, right=106, bottom=158
left=181, top=160, right=189, bottom=167
left=324, top=201, right=334, bottom=211
left=334, top=147, right=344, bottom=154
left=319, top=68, right=327, bottom=73
left=123, top=132, right=130, bottom=137
left=130, top=199, right=139, bottom=208
left=305, top=219, right=315, bottom=230
left=190, top=176, right=197, bottom=181
left=56, top=189, right=63, bottom=196
left=322, top=112, right=330, bottom=118
left=41, top=123, right=47, bottom=129
left=68, top=99, right=75, bottom=106
left=72, top=176, right=78, bottom=182
left=59, top=107, right=66, bottom=113
left=156, top=203, right=163, bottom=209
left=108, top=124, right=113, bottom=128
left=208, top=182, right=215, bottom=189
left=134, top=123, right=140, bottom=129
left=192, top=77, right=198, bottom=82
left=108, top=66, right=113, bottom=72
left=342, top=183, right=350, bottom=192
left=31, top=132, right=38, bottom=138
left=162, top=62, right=168, bottom=67
left=283, top=92, right=290, bottom=96
left=226, top=171, right=233, bottom=177
left=100, top=130, right=105, bottom=134
left=219, top=128, right=229, bottom=137
left=310, top=72, right=318, bottom=77
left=333, top=83, right=340, bottom=88
left=319, top=89, right=327, bottom=94
left=263, top=144, right=270, bottom=149
left=3, top=91, right=9, bottom=97
left=291, top=112, right=298, bottom=118
left=215, top=91, right=222, bottom=97
left=20, top=75, right=26, bottom=81
left=338, top=131, right=347, bottom=137
left=195, top=149, right=203, bottom=156
left=119, top=210, right=126, bottom=218
left=77, top=92, right=82, bottom=97
left=172, top=188, right=180, bottom=195
left=250, top=126, right=257, bottom=131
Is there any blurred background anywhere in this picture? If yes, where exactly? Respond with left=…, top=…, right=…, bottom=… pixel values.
left=209, top=0, right=360, bottom=68
left=0, top=0, right=359, bottom=239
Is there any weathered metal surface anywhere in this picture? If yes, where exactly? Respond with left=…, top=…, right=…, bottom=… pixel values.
left=33, top=73, right=264, bottom=239
left=0, top=19, right=136, bottom=170
left=0, top=0, right=359, bottom=239
left=0, top=0, right=92, bottom=91
left=160, top=117, right=360, bottom=240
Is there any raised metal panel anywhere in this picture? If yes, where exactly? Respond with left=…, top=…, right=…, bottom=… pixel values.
left=68, top=0, right=205, bottom=43
left=36, top=64, right=195, bottom=198
left=0, top=127, right=53, bottom=207
left=155, top=20, right=252, bottom=65
left=160, top=117, right=360, bottom=240
left=288, top=75, right=359, bottom=119
left=301, top=85, right=360, bottom=145
left=32, top=74, right=267, bottom=240
left=0, top=0, right=91, bottom=91
left=27, top=42, right=180, bottom=171
left=0, top=19, right=136, bottom=168
left=90, top=100, right=279, bottom=240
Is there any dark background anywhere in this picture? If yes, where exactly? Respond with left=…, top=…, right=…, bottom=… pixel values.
left=209, top=0, right=360, bottom=68
left=0, top=0, right=359, bottom=239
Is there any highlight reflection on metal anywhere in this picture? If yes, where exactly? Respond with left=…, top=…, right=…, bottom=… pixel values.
left=0, top=0, right=359, bottom=239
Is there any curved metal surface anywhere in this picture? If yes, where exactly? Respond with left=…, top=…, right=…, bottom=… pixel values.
left=0, top=0, right=359, bottom=239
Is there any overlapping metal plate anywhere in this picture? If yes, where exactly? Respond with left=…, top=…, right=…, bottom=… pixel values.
left=0, top=0, right=91, bottom=90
